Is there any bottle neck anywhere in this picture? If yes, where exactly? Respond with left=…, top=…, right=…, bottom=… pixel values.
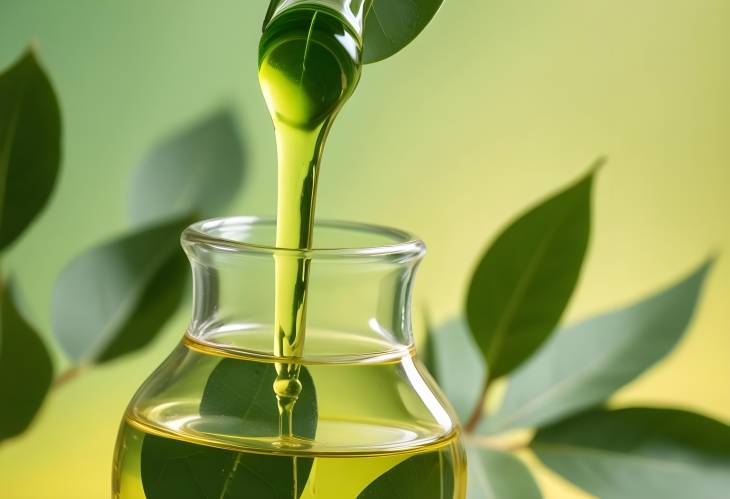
left=182, top=218, right=426, bottom=362
left=265, top=0, right=370, bottom=38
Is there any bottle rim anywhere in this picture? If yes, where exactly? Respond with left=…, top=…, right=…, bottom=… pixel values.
left=182, top=216, right=426, bottom=260
left=263, top=0, right=367, bottom=41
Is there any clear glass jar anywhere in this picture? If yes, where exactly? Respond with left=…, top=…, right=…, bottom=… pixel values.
left=113, top=217, right=466, bottom=498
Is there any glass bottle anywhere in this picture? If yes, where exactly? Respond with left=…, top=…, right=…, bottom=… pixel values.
left=263, top=0, right=371, bottom=35
left=112, top=217, right=467, bottom=498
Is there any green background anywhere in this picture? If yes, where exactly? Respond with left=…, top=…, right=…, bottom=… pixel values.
left=1, top=1, right=728, bottom=497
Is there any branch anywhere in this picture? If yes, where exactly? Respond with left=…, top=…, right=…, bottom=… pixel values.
left=52, top=365, right=85, bottom=389
left=466, top=433, right=531, bottom=453
left=464, top=376, right=492, bottom=432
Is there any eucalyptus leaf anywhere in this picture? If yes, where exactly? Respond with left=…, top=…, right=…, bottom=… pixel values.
left=430, top=317, right=486, bottom=423
left=363, top=0, right=445, bottom=64
left=0, top=48, right=61, bottom=251
left=357, top=450, right=454, bottom=498
left=142, top=435, right=313, bottom=499
left=0, top=285, right=54, bottom=442
left=7, top=277, right=32, bottom=324
left=52, top=216, right=189, bottom=364
left=466, top=447, right=542, bottom=499
left=532, top=407, right=730, bottom=499
left=141, top=359, right=318, bottom=498
left=420, top=311, right=438, bottom=379
left=201, top=358, right=318, bottom=440
left=483, top=260, right=712, bottom=434
left=466, top=164, right=598, bottom=381
left=128, top=110, right=244, bottom=226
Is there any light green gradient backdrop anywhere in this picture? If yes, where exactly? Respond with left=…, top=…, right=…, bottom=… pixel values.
left=1, top=1, right=728, bottom=497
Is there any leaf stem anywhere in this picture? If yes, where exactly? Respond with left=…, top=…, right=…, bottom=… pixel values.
left=466, top=433, right=530, bottom=453
left=464, top=376, right=492, bottom=433
left=52, top=365, right=84, bottom=389
left=218, top=453, right=242, bottom=499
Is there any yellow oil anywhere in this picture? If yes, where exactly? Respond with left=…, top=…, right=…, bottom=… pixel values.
left=258, top=5, right=363, bottom=434
left=112, top=333, right=467, bottom=498
left=114, top=423, right=464, bottom=499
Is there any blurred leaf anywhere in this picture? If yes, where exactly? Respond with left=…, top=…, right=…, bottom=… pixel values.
left=420, top=310, right=438, bottom=378
left=0, top=48, right=61, bottom=251
left=0, top=284, right=54, bottom=442
left=466, top=165, right=598, bottom=381
left=129, top=110, right=244, bottom=226
left=430, top=317, right=486, bottom=423
left=467, top=447, right=542, bottom=499
left=6, top=277, right=31, bottom=324
left=357, top=451, right=454, bottom=498
left=483, top=260, right=712, bottom=434
left=141, top=359, right=317, bottom=498
left=52, top=216, right=189, bottom=364
left=95, top=250, right=188, bottom=363
left=363, top=0, right=445, bottom=64
left=201, top=358, right=318, bottom=440
left=532, top=407, right=730, bottom=499
left=142, top=434, right=313, bottom=499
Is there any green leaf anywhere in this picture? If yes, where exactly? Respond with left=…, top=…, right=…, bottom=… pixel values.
left=362, top=0, right=445, bottom=64
left=52, top=216, right=189, bottom=364
left=532, top=407, right=730, bottom=499
left=483, top=260, right=712, bottom=434
left=7, top=277, right=31, bottom=324
left=430, top=317, right=486, bottom=423
left=419, top=310, right=438, bottom=378
left=142, top=435, right=314, bottom=499
left=0, top=284, right=54, bottom=442
left=141, top=359, right=318, bottom=498
left=466, top=164, right=598, bottom=381
left=0, top=48, right=61, bottom=251
left=128, top=110, right=245, bottom=226
left=200, top=358, right=318, bottom=440
left=357, top=450, right=454, bottom=498
left=466, top=447, right=542, bottom=499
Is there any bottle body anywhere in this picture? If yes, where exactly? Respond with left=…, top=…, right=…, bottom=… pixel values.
left=112, top=218, right=467, bottom=498
left=113, top=335, right=466, bottom=498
